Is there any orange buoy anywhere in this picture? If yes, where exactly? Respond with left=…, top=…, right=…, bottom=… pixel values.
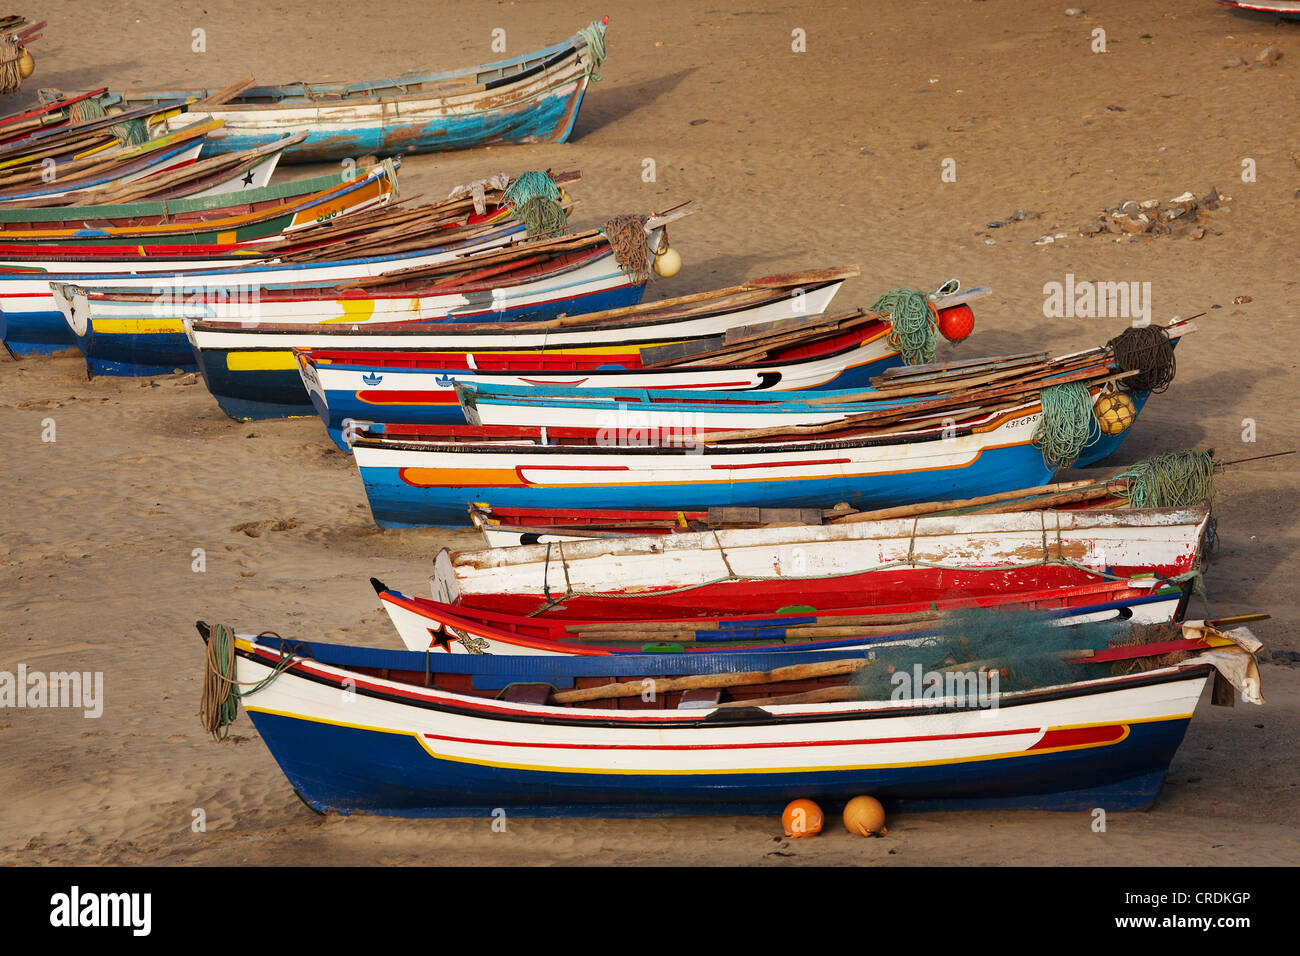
left=937, top=303, right=975, bottom=343
left=781, top=798, right=824, bottom=838
left=843, top=795, right=888, bottom=836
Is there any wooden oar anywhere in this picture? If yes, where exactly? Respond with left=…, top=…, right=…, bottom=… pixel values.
left=569, top=620, right=944, bottom=644
left=550, top=657, right=873, bottom=704
left=192, top=76, right=259, bottom=108
left=827, top=479, right=1106, bottom=524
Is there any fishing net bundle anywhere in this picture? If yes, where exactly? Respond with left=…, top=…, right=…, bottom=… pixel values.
left=1107, top=325, right=1176, bottom=393
left=1113, top=448, right=1219, bottom=513
left=501, top=170, right=568, bottom=240
left=848, top=606, right=1189, bottom=703
left=62, top=95, right=148, bottom=146
left=601, top=213, right=653, bottom=282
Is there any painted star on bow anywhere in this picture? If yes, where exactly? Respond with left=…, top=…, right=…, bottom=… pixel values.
left=427, top=627, right=458, bottom=652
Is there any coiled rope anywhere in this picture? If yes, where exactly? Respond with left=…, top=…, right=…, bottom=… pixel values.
left=502, top=171, right=565, bottom=239
left=68, top=96, right=107, bottom=124
left=0, top=37, right=25, bottom=95
left=517, top=195, right=569, bottom=240
left=601, top=213, right=652, bottom=282
left=199, top=624, right=294, bottom=740
left=1108, top=325, right=1176, bottom=393
left=1033, top=381, right=1099, bottom=469
left=1114, top=449, right=1218, bottom=512
left=576, top=21, right=607, bottom=80
left=111, top=120, right=148, bottom=146
left=62, top=95, right=147, bottom=146
left=871, top=282, right=959, bottom=366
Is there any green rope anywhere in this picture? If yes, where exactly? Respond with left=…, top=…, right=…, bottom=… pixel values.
left=576, top=21, right=607, bottom=81
left=1033, top=381, right=1098, bottom=469
left=1114, top=449, right=1218, bottom=513
left=516, top=195, right=568, bottom=240
left=502, top=170, right=560, bottom=211
left=68, top=96, right=107, bottom=124
left=111, top=119, right=148, bottom=147
left=200, top=623, right=295, bottom=741
left=872, top=288, right=938, bottom=365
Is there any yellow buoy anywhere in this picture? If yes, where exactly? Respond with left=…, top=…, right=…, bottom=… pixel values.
left=17, top=47, right=34, bottom=79
left=653, top=245, right=682, bottom=278
left=1094, top=391, right=1137, bottom=436
left=843, top=795, right=888, bottom=836
left=781, top=798, right=824, bottom=838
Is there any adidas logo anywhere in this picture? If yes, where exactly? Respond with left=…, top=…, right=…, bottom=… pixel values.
left=435, top=374, right=456, bottom=387
left=361, top=372, right=383, bottom=386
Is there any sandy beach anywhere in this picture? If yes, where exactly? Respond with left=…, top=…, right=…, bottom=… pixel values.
left=1, top=0, right=1298, bottom=865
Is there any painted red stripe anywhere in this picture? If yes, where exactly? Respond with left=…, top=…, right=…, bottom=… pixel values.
left=1026, top=724, right=1126, bottom=750
left=357, top=390, right=457, bottom=406
left=715, top=458, right=853, bottom=470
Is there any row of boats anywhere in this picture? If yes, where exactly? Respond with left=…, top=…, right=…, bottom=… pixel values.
left=5, top=23, right=1268, bottom=820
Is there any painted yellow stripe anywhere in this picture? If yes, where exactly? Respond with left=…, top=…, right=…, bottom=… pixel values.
left=321, top=299, right=376, bottom=324
left=227, top=350, right=297, bottom=371
left=94, top=318, right=184, bottom=335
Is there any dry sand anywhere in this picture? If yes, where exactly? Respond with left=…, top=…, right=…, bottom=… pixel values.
left=2, top=0, right=1298, bottom=865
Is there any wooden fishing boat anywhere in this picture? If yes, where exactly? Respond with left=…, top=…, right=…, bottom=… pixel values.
left=455, top=321, right=1189, bottom=435
left=376, top=576, right=1193, bottom=655
left=198, top=620, right=1263, bottom=815
left=0, top=89, right=108, bottom=145
left=51, top=221, right=523, bottom=376
left=429, top=503, right=1211, bottom=617
left=0, top=165, right=401, bottom=361
left=95, top=21, right=610, bottom=163
left=1217, top=0, right=1300, bottom=18
left=0, top=117, right=219, bottom=204
left=348, top=378, right=1154, bottom=528
left=297, top=285, right=984, bottom=449
left=0, top=150, right=394, bottom=244
left=187, top=268, right=853, bottom=420
left=3, top=221, right=520, bottom=363
left=0, top=166, right=566, bottom=355
left=463, top=455, right=1212, bottom=547
left=62, top=211, right=674, bottom=379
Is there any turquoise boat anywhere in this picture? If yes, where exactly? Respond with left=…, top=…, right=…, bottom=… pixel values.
left=90, top=21, right=609, bottom=163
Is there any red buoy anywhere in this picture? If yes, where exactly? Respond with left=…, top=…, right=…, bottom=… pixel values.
left=937, top=304, right=975, bottom=343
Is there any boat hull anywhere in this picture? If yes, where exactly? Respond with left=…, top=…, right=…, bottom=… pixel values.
left=434, top=505, right=1210, bottom=616
left=303, top=328, right=900, bottom=450
left=234, top=636, right=1208, bottom=816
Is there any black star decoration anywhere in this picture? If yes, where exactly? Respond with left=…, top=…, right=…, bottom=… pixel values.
left=427, top=626, right=458, bottom=652
left=242, top=169, right=255, bottom=187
